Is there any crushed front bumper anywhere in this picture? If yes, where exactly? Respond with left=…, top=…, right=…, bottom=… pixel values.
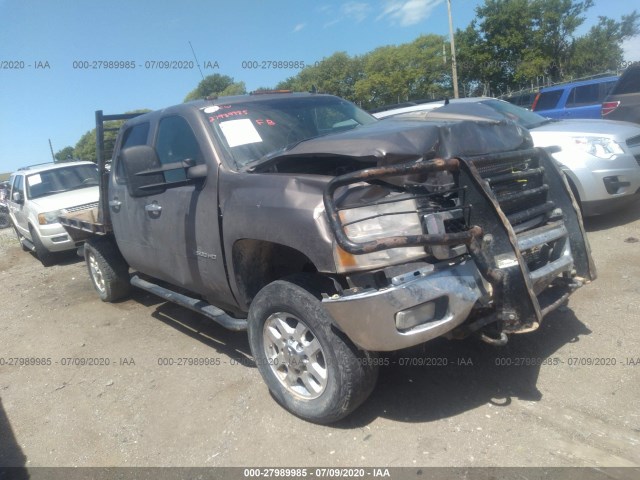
left=322, top=147, right=596, bottom=352
left=323, top=260, right=491, bottom=351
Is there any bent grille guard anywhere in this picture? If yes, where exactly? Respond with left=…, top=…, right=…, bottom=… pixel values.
left=323, top=147, right=596, bottom=334
left=322, top=158, right=483, bottom=255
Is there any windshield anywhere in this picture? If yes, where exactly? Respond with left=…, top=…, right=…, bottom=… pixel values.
left=26, top=164, right=99, bottom=199
left=203, top=96, right=377, bottom=168
left=480, top=99, right=550, bottom=129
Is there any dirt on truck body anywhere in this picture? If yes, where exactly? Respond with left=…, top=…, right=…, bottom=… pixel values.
left=59, top=92, right=595, bottom=423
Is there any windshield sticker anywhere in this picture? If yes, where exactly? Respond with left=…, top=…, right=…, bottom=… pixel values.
left=28, top=174, right=42, bottom=186
left=203, top=106, right=221, bottom=114
left=219, top=118, right=263, bottom=147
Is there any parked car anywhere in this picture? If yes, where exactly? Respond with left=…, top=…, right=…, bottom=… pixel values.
left=374, top=98, right=640, bottom=216
left=502, top=90, right=538, bottom=110
left=57, top=94, right=594, bottom=423
left=6, top=162, right=100, bottom=265
left=531, top=76, right=619, bottom=119
left=0, top=181, right=10, bottom=229
left=602, top=64, right=640, bottom=124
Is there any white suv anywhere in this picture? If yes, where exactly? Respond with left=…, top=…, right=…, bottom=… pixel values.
left=7, top=162, right=100, bottom=266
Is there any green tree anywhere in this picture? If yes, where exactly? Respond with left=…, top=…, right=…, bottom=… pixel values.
left=184, top=74, right=246, bottom=101
left=354, top=35, right=450, bottom=108
left=73, top=110, right=151, bottom=163
left=528, top=0, right=595, bottom=81
left=569, top=12, right=640, bottom=77
left=455, top=0, right=638, bottom=95
left=220, top=81, right=247, bottom=96
left=54, top=146, right=75, bottom=163
left=455, top=24, right=494, bottom=97
left=277, top=38, right=449, bottom=109
left=466, top=0, right=535, bottom=94
left=277, top=52, right=365, bottom=101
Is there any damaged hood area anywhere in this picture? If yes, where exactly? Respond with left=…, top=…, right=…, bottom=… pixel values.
left=248, top=119, right=534, bottom=173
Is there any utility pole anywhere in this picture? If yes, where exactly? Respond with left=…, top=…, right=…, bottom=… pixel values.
left=48, top=138, right=56, bottom=163
left=447, top=0, right=459, bottom=99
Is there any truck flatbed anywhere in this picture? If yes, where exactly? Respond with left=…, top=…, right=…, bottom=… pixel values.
left=59, top=207, right=110, bottom=242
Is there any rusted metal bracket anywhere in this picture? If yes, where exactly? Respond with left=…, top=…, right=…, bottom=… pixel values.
left=323, top=158, right=483, bottom=255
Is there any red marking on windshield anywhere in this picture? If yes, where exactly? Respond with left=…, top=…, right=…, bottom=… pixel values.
left=255, top=118, right=276, bottom=126
left=209, top=109, right=249, bottom=121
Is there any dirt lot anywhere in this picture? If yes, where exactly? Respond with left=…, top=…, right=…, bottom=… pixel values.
left=0, top=202, right=639, bottom=469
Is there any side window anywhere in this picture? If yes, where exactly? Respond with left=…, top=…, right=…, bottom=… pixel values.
left=13, top=175, right=24, bottom=201
left=534, top=90, right=563, bottom=111
left=155, top=116, right=203, bottom=183
left=600, top=80, right=617, bottom=99
left=565, top=87, right=576, bottom=108
left=116, top=122, right=150, bottom=183
left=8, top=175, right=15, bottom=197
left=567, top=84, right=599, bottom=107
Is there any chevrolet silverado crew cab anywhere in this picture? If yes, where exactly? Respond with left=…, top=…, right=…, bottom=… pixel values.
left=59, top=92, right=595, bottom=423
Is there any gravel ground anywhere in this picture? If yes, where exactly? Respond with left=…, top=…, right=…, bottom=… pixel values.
left=0, top=201, right=639, bottom=470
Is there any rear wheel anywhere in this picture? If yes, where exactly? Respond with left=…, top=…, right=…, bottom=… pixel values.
left=248, top=276, right=378, bottom=424
left=84, top=237, right=131, bottom=302
left=29, top=226, right=56, bottom=267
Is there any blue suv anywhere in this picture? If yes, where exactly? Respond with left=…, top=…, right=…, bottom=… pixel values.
left=532, top=75, right=618, bottom=119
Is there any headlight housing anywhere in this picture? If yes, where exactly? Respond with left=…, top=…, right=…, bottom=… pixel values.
left=334, top=198, right=427, bottom=273
left=572, top=136, right=624, bottom=159
left=38, top=210, right=62, bottom=225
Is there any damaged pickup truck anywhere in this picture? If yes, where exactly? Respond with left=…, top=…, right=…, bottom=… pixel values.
left=59, top=92, right=595, bottom=423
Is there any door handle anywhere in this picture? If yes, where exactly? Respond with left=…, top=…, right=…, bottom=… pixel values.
left=109, top=200, right=122, bottom=208
left=144, top=203, right=162, bottom=213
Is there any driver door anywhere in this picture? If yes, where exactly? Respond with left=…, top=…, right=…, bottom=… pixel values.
left=112, top=114, right=228, bottom=300
left=8, top=175, right=28, bottom=235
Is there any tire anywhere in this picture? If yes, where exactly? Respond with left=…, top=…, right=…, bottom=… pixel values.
left=84, top=237, right=131, bottom=302
left=0, top=212, right=10, bottom=229
left=13, top=225, right=30, bottom=252
left=247, top=276, right=378, bottom=424
left=29, top=226, right=56, bottom=267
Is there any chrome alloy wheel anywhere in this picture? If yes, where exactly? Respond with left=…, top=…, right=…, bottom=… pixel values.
left=263, top=312, right=328, bottom=399
left=88, top=251, right=106, bottom=294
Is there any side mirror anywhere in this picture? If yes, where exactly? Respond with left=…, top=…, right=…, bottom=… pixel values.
left=120, top=145, right=166, bottom=197
left=187, top=163, right=208, bottom=179
left=12, top=191, right=23, bottom=204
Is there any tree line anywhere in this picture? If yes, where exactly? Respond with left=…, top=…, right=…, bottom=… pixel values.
left=56, top=0, right=638, bottom=162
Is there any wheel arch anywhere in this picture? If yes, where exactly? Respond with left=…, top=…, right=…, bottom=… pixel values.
left=563, top=171, right=583, bottom=206
left=231, top=239, right=321, bottom=309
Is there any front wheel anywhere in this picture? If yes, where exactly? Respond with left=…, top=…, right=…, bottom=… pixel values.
left=248, top=277, right=378, bottom=424
left=13, top=225, right=30, bottom=252
left=30, top=226, right=56, bottom=267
